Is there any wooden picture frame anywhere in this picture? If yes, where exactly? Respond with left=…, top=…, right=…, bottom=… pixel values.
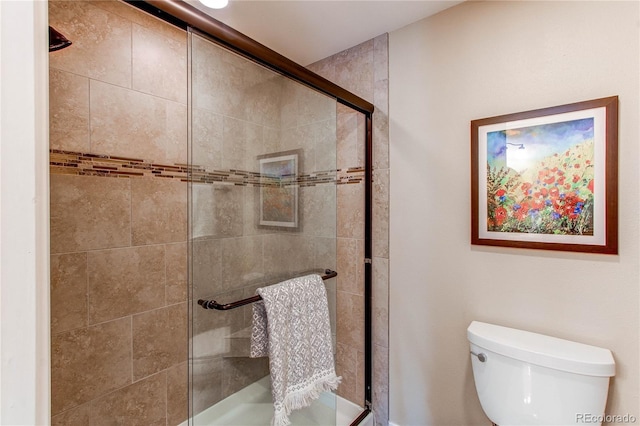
left=471, top=96, right=618, bottom=254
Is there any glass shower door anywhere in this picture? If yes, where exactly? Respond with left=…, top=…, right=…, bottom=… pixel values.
left=187, top=29, right=340, bottom=425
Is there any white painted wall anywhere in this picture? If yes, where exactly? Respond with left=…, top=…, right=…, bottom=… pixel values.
left=0, top=1, right=50, bottom=424
left=389, top=1, right=639, bottom=425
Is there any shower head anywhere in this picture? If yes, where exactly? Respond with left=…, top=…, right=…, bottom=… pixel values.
left=49, top=26, right=72, bottom=52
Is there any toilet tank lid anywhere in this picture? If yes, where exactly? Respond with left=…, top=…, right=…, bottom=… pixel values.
left=467, top=321, right=615, bottom=377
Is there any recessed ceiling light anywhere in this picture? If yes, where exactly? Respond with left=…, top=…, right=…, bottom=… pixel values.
left=198, top=0, right=229, bottom=9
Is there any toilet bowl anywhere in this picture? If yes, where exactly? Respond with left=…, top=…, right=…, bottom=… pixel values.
left=467, top=321, right=615, bottom=426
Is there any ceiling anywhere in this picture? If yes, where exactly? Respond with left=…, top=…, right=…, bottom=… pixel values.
left=187, top=0, right=463, bottom=66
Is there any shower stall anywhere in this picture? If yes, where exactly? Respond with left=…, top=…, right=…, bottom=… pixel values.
left=181, top=10, right=375, bottom=424
left=48, top=0, right=374, bottom=423
left=180, top=14, right=374, bottom=425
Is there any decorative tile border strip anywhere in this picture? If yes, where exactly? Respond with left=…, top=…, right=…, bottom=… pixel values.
left=49, top=149, right=364, bottom=186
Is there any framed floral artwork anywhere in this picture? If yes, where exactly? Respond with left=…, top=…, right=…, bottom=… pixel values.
left=258, top=150, right=300, bottom=229
left=471, top=96, right=618, bottom=254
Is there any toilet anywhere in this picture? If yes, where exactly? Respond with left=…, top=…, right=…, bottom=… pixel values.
left=467, top=321, right=615, bottom=426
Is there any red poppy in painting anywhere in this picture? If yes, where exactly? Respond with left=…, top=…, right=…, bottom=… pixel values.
left=514, top=202, right=529, bottom=220
left=531, top=200, right=545, bottom=210
left=495, top=207, right=507, bottom=225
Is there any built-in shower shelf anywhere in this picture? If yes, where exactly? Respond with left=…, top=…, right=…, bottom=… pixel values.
left=224, top=327, right=253, bottom=358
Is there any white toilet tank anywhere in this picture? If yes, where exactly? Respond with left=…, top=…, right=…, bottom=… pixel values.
left=467, top=321, right=615, bottom=426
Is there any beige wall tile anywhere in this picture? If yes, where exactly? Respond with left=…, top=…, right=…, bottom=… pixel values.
left=92, top=1, right=185, bottom=43
left=132, top=304, right=187, bottom=380
left=357, top=113, right=367, bottom=167
left=306, top=57, right=336, bottom=84
left=191, top=183, right=243, bottom=239
left=132, top=23, right=187, bottom=104
left=243, top=186, right=264, bottom=237
left=301, top=119, right=337, bottom=172
left=356, top=238, right=365, bottom=292
left=337, top=238, right=360, bottom=295
left=167, top=362, right=188, bottom=426
left=192, top=108, right=223, bottom=171
left=50, top=174, right=131, bottom=254
left=191, top=355, right=223, bottom=416
left=372, top=169, right=389, bottom=259
left=192, top=289, right=244, bottom=346
left=337, top=182, right=365, bottom=239
left=279, top=79, right=300, bottom=130
left=373, top=257, right=390, bottom=349
left=222, top=117, right=248, bottom=171
left=356, top=350, right=365, bottom=405
left=373, top=79, right=390, bottom=171
left=314, top=237, right=337, bottom=274
left=51, top=252, right=88, bottom=335
left=373, top=344, right=389, bottom=426
left=49, top=69, right=90, bottom=152
left=244, top=121, right=268, bottom=168
left=191, top=238, right=223, bottom=300
left=191, top=289, right=246, bottom=409
left=131, top=178, right=187, bottom=246
left=337, top=104, right=360, bottom=170
left=52, top=402, right=90, bottom=426
left=165, top=100, right=189, bottom=165
left=280, top=122, right=336, bottom=174
left=263, top=126, right=281, bottom=155
left=263, top=234, right=315, bottom=278
left=336, top=342, right=358, bottom=404
left=334, top=39, right=374, bottom=103
left=90, top=80, right=187, bottom=164
left=90, top=372, right=166, bottom=426
left=301, top=185, right=336, bottom=238
left=191, top=35, right=245, bottom=120
left=191, top=184, right=218, bottom=240
left=87, top=245, right=165, bottom=324
left=373, top=34, right=389, bottom=83
left=280, top=81, right=334, bottom=130
left=49, top=0, right=132, bottom=88
left=336, top=291, right=364, bottom=353
left=221, top=236, right=265, bottom=292
left=242, top=67, right=283, bottom=128
left=297, top=85, right=336, bottom=127
left=51, top=317, right=132, bottom=415
left=279, top=127, right=303, bottom=157
left=166, top=242, right=187, bottom=304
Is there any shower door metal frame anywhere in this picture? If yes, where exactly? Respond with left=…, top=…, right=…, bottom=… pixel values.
left=127, top=1, right=375, bottom=423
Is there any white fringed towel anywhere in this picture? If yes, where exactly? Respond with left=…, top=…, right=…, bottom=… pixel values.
left=250, top=274, right=341, bottom=426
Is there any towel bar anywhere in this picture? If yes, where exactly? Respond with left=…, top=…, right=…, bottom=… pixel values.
left=197, top=269, right=338, bottom=311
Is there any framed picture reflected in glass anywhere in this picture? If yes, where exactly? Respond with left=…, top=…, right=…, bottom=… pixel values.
left=258, top=150, right=301, bottom=229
